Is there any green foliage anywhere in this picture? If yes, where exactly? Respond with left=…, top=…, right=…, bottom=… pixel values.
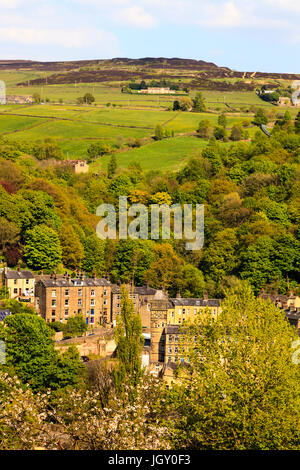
left=253, top=108, right=268, bottom=126
left=0, top=314, right=84, bottom=391
left=64, top=314, right=88, bottom=338
left=24, top=224, right=62, bottom=270
left=169, top=285, right=300, bottom=449
left=87, top=142, right=111, bottom=160
left=107, top=154, right=117, bottom=178
left=114, top=286, right=144, bottom=399
left=193, top=92, right=206, bottom=112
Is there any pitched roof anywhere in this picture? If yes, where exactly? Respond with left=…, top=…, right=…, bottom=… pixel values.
left=165, top=325, right=180, bottom=335
left=4, top=270, right=34, bottom=280
left=169, top=298, right=221, bottom=307
left=0, top=310, right=12, bottom=321
left=111, top=285, right=158, bottom=296
left=38, top=277, right=111, bottom=288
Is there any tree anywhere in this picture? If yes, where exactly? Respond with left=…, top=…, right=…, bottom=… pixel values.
left=169, top=284, right=300, bottom=449
left=230, top=125, right=243, bottom=141
left=295, top=111, right=300, bottom=134
left=218, top=113, right=227, bottom=128
left=33, top=92, right=41, bottom=104
left=253, top=108, right=268, bottom=126
left=87, top=142, right=111, bottom=160
left=24, top=224, right=62, bottom=271
left=154, top=124, right=164, bottom=140
left=214, top=126, right=227, bottom=141
left=145, top=243, right=184, bottom=294
left=173, top=100, right=180, bottom=111
left=58, top=223, right=84, bottom=269
left=0, top=314, right=84, bottom=391
left=82, top=235, right=105, bottom=276
left=177, top=264, right=205, bottom=298
left=107, top=154, right=117, bottom=178
left=83, top=93, right=95, bottom=105
left=193, top=92, right=206, bottom=112
left=64, top=314, right=88, bottom=338
left=33, top=138, right=63, bottom=161
left=202, top=228, right=239, bottom=283
left=114, top=286, right=144, bottom=399
left=0, top=218, right=20, bottom=251
left=197, top=120, right=212, bottom=139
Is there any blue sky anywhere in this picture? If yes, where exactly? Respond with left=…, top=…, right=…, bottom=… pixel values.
left=0, top=0, right=299, bottom=73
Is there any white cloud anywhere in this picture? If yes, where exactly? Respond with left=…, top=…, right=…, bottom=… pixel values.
left=197, top=2, right=243, bottom=27
left=265, top=0, right=300, bottom=12
left=0, top=26, right=119, bottom=51
left=115, top=5, right=158, bottom=28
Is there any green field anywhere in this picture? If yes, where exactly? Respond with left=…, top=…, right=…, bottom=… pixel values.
left=0, top=74, right=297, bottom=168
left=91, top=136, right=227, bottom=172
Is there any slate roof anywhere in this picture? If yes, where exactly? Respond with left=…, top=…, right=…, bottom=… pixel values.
left=165, top=325, right=180, bottom=335
left=4, top=270, right=34, bottom=280
left=0, top=310, right=12, bottom=321
left=169, top=298, right=221, bottom=307
left=38, top=277, right=111, bottom=288
left=111, top=285, right=158, bottom=296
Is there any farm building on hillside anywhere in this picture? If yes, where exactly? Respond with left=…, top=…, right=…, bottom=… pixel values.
left=139, top=87, right=176, bottom=95
left=6, top=95, right=34, bottom=104
left=278, top=97, right=291, bottom=106
left=67, top=160, right=89, bottom=174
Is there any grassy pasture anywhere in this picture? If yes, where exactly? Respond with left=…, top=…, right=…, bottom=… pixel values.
left=0, top=114, right=45, bottom=135
left=91, top=136, right=227, bottom=172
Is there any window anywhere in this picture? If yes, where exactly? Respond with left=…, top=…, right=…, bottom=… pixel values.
left=65, top=289, right=69, bottom=296
left=178, top=308, right=182, bottom=315
left=169, top=335, right=173, bottom=342
left=78, top=309, right=82, bottom=314
left=168, top=347, right=172, bottom=354
left=52, top=300, right=56, bottom=307
left=91, top=289, right=95, bottom=297
left=26, top=279, right=29, bottom=285
left=194, top=308, right=197, bottom=315
left=175, top=335, right=179, bottom=342
left=78, top=289, right=82, bottom=296
left=14, top=279, right=17, bottom=285
left=91, top=317, right=94, bottom=324
left=104, top=299, right=107, bottom=305
left=104, top=290, right=107, bottom=296
left=147, top=303, right=150, bottom=311
left=183, top=308, right=185, bottom=315
left=91, top=299, right=95, bottom=306
left=78, top=299, right=82, bottom=306
left=51, top=310, right=56, bottom=316
left=14, top=288, right=17, bottom=294
left=91, top=309, right=94, bottom=316
left=117, top=303, right=120, bottom=308
left=65, top=309, right=69, bottom=317
left=175, top=347, right=178, bottom=354
left=65, top=299, right=69, bottom=307
left=52, top=290, right=56, bottom=298
left=117, top=294, right=120, bottom=300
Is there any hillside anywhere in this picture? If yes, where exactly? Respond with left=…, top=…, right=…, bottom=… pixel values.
left=0, top=57, right=298, bottom=90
